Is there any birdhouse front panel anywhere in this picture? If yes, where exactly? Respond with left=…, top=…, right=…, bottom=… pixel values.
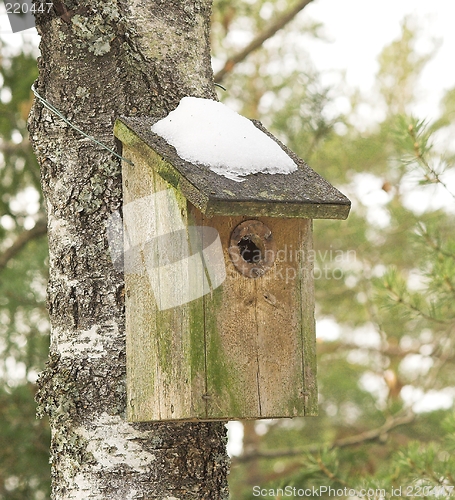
left=193, top=211, right=317, bottom=420
left=114, top=106, right=350, bottom=422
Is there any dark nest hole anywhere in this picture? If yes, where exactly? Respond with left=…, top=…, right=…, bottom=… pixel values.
left=238, top=236, right=263, bottom=264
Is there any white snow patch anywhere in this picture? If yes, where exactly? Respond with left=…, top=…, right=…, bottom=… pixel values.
left=151, top=97, right=297, bottom=182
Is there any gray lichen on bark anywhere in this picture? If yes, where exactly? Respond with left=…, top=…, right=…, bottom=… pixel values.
left=29, top=0, right=228, bottom=498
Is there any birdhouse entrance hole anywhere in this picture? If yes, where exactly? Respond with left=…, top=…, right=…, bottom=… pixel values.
left=229, top=220, right=276, bottom=278
left=238, top=236, right=262, bottom=263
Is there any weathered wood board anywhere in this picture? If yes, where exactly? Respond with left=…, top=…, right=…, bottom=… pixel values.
left=123, top=145, right=206, bottom=421
left=200, top=213, right=317, bottom=419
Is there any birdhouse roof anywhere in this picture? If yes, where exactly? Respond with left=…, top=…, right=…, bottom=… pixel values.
left=114, top=116, right=351, bottom=219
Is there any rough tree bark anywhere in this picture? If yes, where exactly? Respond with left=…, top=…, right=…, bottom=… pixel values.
left=28, top=0, right=229, bottom=498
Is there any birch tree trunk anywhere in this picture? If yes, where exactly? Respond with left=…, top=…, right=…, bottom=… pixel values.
left=28, top=1, right=229, bottom=498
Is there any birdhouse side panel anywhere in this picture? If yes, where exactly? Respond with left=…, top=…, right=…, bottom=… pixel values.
left=299, top=219, right=317, bottom=416
left=123, top=146, right=206, bottom=422
left=203, top=242, right=263, bottom=418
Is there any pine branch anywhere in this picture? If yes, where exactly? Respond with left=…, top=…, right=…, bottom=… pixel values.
left=408, top=122, right=455, bottom=200
left=417, top=223, right=455, bottom=260
left=0, top=219, right=47, bottom=271
left=384, top=282, right=455, bottom=325
left=419, top=328, right=455, bottom=393
left=316, top=456, right=349, bottom=488
left=214, top=0, right=314, bottom=83
left=233, top=412, right=415, bottom=463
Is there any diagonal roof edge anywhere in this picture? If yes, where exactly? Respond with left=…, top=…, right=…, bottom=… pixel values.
left=114, top=116, right=351, bottom=219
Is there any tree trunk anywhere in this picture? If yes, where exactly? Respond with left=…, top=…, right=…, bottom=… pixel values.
left=28, top=1, right=229, bottom=498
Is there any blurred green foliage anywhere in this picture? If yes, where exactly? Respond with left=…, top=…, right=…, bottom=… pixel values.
left=0, top=38, right=50, bottom=499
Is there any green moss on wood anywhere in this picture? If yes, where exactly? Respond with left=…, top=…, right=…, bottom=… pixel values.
left=204, top=285, right=243, bottom=418
left=205, top=200, right=350, bottom=219
left=188, top=296, right=206, bottom=380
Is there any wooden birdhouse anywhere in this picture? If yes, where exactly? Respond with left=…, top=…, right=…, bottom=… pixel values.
left=113, top=97, right=350, bottom=422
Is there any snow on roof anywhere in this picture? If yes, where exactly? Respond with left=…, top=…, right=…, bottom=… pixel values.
left=151, top=97, right=297, bottom=182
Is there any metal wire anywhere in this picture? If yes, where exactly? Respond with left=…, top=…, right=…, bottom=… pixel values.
left=31, top=84, right=134, bottom=166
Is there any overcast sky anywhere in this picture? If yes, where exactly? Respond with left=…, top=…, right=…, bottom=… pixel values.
left=303, top=0, right=455, bottom=120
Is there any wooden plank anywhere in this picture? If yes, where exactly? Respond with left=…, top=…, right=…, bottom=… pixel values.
left=203, top=216, right=317, bottom=419
left=202, top=214, right=262, bottom=419
left=123, top=145, right=161, bottom=422
left=204, top=200, right=349, bottom=220
left=114, top=118, right=351, bottom=220
left=255, top=218, right=308, bottom=417
left=299, top=220, right=318, bottom=415
left=124, top=145, right=206, bottom=421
